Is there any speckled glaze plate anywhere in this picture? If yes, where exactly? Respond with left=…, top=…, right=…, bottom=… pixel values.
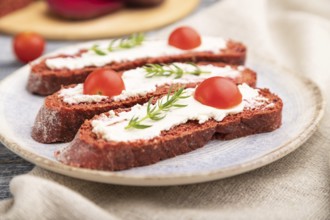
left=0, top=45, right=325, bottom=186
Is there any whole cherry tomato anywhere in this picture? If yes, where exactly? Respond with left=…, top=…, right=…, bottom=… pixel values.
left=194, top=77, right=242, bottom=109
left=13, top=32, right=45, bottom=63
left=168, top=26, right=201, bottom=50
left=83, top=69, right=125, bottom=97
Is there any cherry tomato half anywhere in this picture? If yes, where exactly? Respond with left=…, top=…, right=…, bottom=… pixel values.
left=194, top=77, right=242, bottom=109
left=13, top=32, right=45, bottom=63
left=83, top=69, right=125, bottom=97
left=168, top=26, right=201, bottom=50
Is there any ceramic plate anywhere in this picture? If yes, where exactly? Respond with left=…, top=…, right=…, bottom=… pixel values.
left=0, top=44, right=325, bottom=186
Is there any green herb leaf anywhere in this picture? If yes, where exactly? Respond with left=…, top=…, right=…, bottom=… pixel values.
left=125, top=87, right=190, bottom=130
left=143, top=63, right=211, bottom=79
left=91, top=33, right=145, bottom=55
left=91, top=45, right=107, bottom=56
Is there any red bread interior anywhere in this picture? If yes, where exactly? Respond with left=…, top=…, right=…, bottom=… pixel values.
left=55, top=88, right=283, bottom=171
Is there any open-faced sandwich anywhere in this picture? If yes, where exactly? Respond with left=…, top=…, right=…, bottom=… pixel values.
left=55, top=77, right=282, bottom=171
left=27, top=27, right=246, bottom=95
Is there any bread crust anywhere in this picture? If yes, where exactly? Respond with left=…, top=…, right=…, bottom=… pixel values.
left=55, top=89, right=283, bottom=171
left=31, top=62, right=256, bottom=143
left=27, top=41, right=246, bottom=95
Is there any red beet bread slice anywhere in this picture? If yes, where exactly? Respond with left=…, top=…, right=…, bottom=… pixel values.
left=55, top=88, right=282, bottom=171
left=31, top=62, right=256, bottom=144
left=27, top=40, right=246, bottom=95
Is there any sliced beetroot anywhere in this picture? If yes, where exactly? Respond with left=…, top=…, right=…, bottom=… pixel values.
left=125, top=0, right=164, bottom=7
left=46, top=0, right=124, bottom=20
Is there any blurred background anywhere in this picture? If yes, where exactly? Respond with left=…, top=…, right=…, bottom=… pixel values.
left=1, top=1, right=329, bottom=219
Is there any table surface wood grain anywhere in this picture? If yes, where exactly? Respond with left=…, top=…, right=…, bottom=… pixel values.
left=0, top=0, right=219, bottom=200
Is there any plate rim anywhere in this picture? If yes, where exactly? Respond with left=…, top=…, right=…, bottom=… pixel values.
left=0, top=54, right=325, bottom=186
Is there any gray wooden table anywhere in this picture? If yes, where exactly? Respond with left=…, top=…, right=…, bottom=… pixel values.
left=0, top=0, right=219, bottom=200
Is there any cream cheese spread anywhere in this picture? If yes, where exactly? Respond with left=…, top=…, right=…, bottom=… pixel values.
left=59, top=63, right=244, bottom=104
left=45, top=37, right=227, bottom=70
left=59, top=84, right=108, bottom=105
left=91, top=84, right=269, bottom=142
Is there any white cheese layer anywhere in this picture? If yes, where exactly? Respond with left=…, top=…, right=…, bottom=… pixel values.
left=45, top=37, right=227, bottom=70
left=59, top=63, right=244, bottom=104
left=91, top=84, right=269, bottom=142
left=59, top=84, right=108, bottom=105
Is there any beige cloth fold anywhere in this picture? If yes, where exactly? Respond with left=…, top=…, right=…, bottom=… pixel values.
left=1, top=0, right=330, bottom=219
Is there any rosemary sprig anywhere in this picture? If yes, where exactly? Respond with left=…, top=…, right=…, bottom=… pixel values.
left=125, top=87, right=190, bottom=130
left=143, top=63, right=210, bottom=79
left=91, top=45, right=107, bottom=56
left=91, top=33, right=144, bottom=55
left=109, top=33, right=144, bottom=51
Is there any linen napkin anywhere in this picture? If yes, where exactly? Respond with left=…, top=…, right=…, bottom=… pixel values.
left=1, top=0, right=330, bottom=219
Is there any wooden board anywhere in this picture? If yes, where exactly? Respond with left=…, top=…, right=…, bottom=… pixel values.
left=0, top=0, right=200, bottom=40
